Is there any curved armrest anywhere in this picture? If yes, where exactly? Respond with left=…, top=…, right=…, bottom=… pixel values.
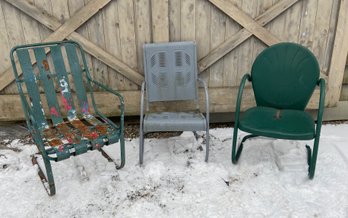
left=198, top=78, right=209, bottom=124
left=315, top=78, right=326, bottom=134
left=235, top=74, right=252, bottom=123
left=88, top=79, right=125, bottom=128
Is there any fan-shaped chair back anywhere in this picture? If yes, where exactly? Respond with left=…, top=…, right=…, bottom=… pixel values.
left=251, top=43, right=320, bottom=110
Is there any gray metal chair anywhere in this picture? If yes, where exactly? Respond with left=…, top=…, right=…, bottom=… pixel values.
left=139, top=41, right=210, bottom=164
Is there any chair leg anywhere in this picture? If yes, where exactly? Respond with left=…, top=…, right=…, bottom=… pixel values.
left=139, top=129, right=145, bottom=165
left=306, top=135, right=320, bottom=179
left=205, top=128, right=210, bottom=162
left=32, top=154, right=56, bottom=196
left=98, top=135, right=126, bottom=169
left=232, top=129, right=258, bottom=164
left=231, top=126, right=239, bottom=164
left=117, top=135, right=126, bottom=169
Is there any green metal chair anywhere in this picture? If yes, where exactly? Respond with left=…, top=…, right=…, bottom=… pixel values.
left=10, top=41, right=125, bottom=195
left=232, top=42, right=325, bottom=179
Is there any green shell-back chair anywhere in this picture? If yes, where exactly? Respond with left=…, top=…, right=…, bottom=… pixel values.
left=10, top=41, right=125, bottom=195
left=232, top=42, right=325, bottom=179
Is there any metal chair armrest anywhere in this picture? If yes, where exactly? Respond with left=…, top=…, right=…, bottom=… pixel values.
left=235, top=74, right=252, bottom=123
left=198, top=78, right=209, bottom=125
left=88, top=79, right=124, bottom=130
left=315, top=78, right=326, bottom=134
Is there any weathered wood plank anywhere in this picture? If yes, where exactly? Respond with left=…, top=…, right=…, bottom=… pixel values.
left=118, top=0, right=138, bottom=90
left=327, top=0, right=348, bottom=106
left=0, top=2, right=11, bottom=74
left=181, top=0, right=195, bottom=40
left=83, top=0, right=108, bottom=90
left=1, top=0, right=144, bottom=90
left=236, top=0, right=256, bottom=88
left=134, top=0, right=151, bottom=73
left=0, top=88, right=321, bottom=121
left=209, top=0, right=280, bottom=46
left=1, top=0, right=27, bottom=94
left=169, top=0, right=181, bottom=41
left=322, top=0, right=340, bottom=75
left=223, top=1, right=242, bottom=87
left=209, top=2, right=226, bottom=87
left=312, top=0, right=332, bottom=75
left=47, top=0, right=111, bottom=43
left=199, top=0, right=299, bottom=73
left=102, top=1, right=124, bottom=90
left=151, top=0, right=169, bottom=42
left=195, top=0, right=211, bottom=82
left=34, top=0, right=53, bottom=40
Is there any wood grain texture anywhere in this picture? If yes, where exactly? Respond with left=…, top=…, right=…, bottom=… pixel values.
left=0, top=88, right=321, bottom=121
left=327, top=0, right=348, bottom=106
left=209, top=0, right=280, bottom=45
left=151, top=0, right=169, bottom=42
left=1, top=0, right=143, bottom=90
left=198, top=0, right=299, bottom=73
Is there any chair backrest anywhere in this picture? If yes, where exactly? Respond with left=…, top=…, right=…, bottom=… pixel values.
left=143, top=41, right=198, bottom=102
left=11, top=41, right=91, bottom=130
left=251, top=42, right=320, bottom=110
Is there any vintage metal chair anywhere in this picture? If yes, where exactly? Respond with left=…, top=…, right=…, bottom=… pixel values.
left=10, top=41, right=125, bottom=195
left=139, top=41, right=210, bottom=164
left=232, top=42, right=325, bottom=179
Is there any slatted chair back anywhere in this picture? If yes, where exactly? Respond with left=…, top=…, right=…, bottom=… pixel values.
left=251, top=42, right=320, bottom=110
left=11, top=41, right=92, bottom=130
left=143, top=41, right=198, bottom=103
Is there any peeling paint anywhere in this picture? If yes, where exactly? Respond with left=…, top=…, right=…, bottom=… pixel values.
left=61, top=96, right=72, bottom=111
left=50, top=107, right=59, bottom=117
left=59, top=78, right=69, bottom=93
left=81, top=101, right=89, bottom=114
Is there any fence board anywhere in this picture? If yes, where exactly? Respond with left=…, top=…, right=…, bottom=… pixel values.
left=0, top=0, right=346, bottom=120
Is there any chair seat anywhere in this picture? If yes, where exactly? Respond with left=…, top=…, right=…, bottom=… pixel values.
left=143, top=112, right=206, bottom=132
left=239, top=106, right=315, bottom=140
left=41, top=116, right=120, bottom=160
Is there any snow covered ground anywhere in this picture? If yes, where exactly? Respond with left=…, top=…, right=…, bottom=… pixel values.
left=0, top=124, right=348, bottom=218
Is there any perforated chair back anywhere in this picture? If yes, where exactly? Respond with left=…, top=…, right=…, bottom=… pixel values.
left=143, top=41, right=198, bottom=102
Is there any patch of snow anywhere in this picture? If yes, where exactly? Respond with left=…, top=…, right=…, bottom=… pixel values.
left=0, top=125, right=347, bottom=217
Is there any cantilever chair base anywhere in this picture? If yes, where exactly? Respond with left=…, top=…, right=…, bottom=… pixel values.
left=139, top=41, right=210, bottom=165
left=10, top=41, right=125, bottom=195
left=231, top=43, right=325, bottom=179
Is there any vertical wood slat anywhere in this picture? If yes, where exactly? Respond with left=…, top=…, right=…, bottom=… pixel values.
left=169, top=0, right=181, bottom=42
left=312, top=0, right=332, bottom=74
left=50, top=45, right=77, bottom=120
left=83, top=0, right=108, bottom=91
left=151, top=0, right=169, bottom=42
left=327, top=0, right=348, bottom=106
left=102, top=1, right=124, bottom=90
left=16, top=49, right=48, bottom=129
left=33, top=47, right=63, bottom=125
left=1, top=1, right=26, bottom=94
left=209, top=2, right=226, bottom=87
left=195, top=0, right=211, bottom=82
left=118, top=0, right=138, bottom=90
left=181, top=0, right=195, bottom=41
left=322, top=0, right=340, bottom=75
left=134, top=0, right=151, bottom=73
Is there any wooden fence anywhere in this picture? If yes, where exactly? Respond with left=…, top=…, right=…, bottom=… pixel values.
left=0, top=0, right=347, bottom=121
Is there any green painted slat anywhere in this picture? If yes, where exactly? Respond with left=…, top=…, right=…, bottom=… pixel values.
left=50, top=45, right=77, bottom=120
left=65, top=43, right=89, bottom=115
left=17, top=49, right=48, bottom=129
left=33, top=47, right=64, bottom=125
